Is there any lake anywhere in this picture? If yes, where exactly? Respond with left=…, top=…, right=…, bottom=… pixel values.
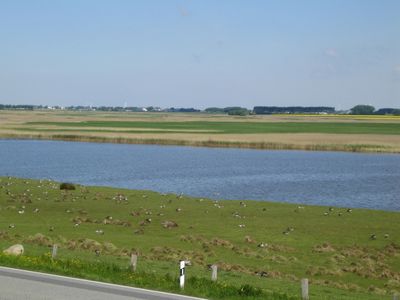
left=0, top=139, right=399, bottom=211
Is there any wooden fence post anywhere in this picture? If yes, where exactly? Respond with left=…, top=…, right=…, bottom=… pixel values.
left=130, top=254, right=138, bottom=272
left=211, top=264, right=218, bottom=281
left=301, top=278, right=309, bottom=300
left=51, top=244, right=58, bottom=259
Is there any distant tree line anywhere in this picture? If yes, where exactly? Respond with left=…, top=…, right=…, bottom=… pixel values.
left=0, top=104, right=41, bottom=110
left=92, top=106, right=143, bottom=112
left=350, top=105, right=400, bottom=115
left=375, top=108, right=400, bottom=115
left=205, top=107, right=250, bottom=116
left=253, top=106, right=335, bottom=114
left=165, top=107, right=200, bottom=113
left=1, top=103, right=399, bottom=116
left=350, top=105, right=375, bottom=115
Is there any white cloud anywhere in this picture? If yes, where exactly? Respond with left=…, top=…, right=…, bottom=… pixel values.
left=325, top=48, right=338, bottom=57
left=178, top=6, right=190, bottom=17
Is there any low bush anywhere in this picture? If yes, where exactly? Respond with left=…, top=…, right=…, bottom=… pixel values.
left=60, top=183, right=76, bottom=190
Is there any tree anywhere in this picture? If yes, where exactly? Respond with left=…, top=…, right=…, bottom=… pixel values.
left=204, top=107, right=225, bottom=113
left=227, top=108, right=249, bottom=116
left=350, top=105, right=375, bottom=115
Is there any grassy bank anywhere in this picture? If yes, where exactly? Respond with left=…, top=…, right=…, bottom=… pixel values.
left=1, top=177, right=400, bottom=299
left=0, top=253, right=288, bottom=300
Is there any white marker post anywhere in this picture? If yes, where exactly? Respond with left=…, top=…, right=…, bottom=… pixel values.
left=179, top=260, right=185, bottom=289
left=52, top=244, right=58, bottom=259
left=130, top=254, right=137, bottom=272
left=211, top=264, right=218, bottom=281
left=301, top=278, right=309, bottom=300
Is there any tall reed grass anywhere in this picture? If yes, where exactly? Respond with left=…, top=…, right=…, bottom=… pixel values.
left=0, top=133, right=397, bottom=153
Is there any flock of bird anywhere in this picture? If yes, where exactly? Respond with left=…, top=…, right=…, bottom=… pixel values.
left=1, top=178, right=392, bottom=249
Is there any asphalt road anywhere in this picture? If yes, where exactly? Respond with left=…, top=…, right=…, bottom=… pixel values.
left=0, top=266, right=207, bottom=300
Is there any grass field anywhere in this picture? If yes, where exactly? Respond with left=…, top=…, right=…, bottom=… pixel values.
left=1, top=110, right=400, bottom=153
left=1, top=177, right=399, bottom=299
left=23, top=120, right=400, bottom=135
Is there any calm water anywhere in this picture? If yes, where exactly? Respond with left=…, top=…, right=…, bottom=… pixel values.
left=0, top=139, right=399, bottom=211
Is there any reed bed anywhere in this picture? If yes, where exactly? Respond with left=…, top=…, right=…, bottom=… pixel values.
left=1, top=132, right=398, bottom=153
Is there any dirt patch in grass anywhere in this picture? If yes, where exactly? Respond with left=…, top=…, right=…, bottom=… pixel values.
left=313, top=242, right=336, bottom=253
left=24, top=233, right=53, bottom=247
left=149, top=246, right=206, bottom=265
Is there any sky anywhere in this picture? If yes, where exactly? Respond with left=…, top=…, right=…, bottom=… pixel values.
left=0, top=0, right=399, bottom=110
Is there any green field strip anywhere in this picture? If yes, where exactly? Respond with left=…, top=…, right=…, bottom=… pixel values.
left=26, top=121, right=400, bottom=135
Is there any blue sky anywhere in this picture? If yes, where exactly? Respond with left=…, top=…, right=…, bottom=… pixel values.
left=0, top=0, right=399, bottom=109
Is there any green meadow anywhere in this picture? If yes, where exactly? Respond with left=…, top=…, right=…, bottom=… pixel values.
left=1, top=177, right=400, bottom=299
left=26, top=120, right=400, bottom=135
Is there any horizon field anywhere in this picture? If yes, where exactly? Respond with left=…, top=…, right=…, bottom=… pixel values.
left=1, top=110, right=400, bottom=153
